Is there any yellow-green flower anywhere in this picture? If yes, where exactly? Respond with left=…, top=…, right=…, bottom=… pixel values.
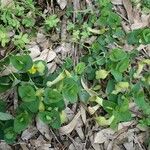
left=28, top=65, right=37, bottom=74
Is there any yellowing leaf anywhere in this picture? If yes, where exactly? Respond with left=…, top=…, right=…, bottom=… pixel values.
left=96, top=69, right=109, bottom=79
left=112, top=82, right=129, bottom=94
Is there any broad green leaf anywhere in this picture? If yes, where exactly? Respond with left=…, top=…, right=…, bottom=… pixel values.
left=62, top=77, right=79, bottom=103
left=10, top=55, right=33, bottom=72
left=79, top=89, right=90, bottom=103
left=106, top=79, right=115, bottom=94
left=0, top=75, right=13, bottom=93
left=38, top=111, right=52, bottom=124
left=0, top=112, right=13, bottom=121
left=18, top=84, right=36, bottom=102
left=44, top=88, right=63, bottom=104
left=109, top=48, right=127, bottom=62
left=38, top=110, right=61, bottom=129
left=116, top=57, right=130, bottom=72
left=0, top=100, right=6, bottom=112
left=4, top=127, right=16, bottom=144
left=14, top=112, right=30, bottom=133
left=133, top=90, right=150, bottom=115
left=75, top=62, right=86, bottom=74
left=21, top=99, right=40, bottom=113
left=111, top=69, right=122, bottom=81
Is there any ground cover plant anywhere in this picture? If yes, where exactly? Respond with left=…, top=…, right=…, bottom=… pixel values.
left=0, top=0, right=150, bottom=149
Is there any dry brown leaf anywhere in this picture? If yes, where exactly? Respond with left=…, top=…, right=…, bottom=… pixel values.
left=28, top=44, right=41, bottom=59
left=94, top=128, right=115, bottom=144
left=64, top=107, right=75, bottom=120
left=75, top=118, right=85, bottom=140
left=80, top=105, right=86, bottom=124
left=106, top=141, right=113, bottom=150
left=59, top=111, right=81, bottom=135
left=89, top=135, right=102, bottom=150
left=21, top=126, right=38, bottom=141
left=34, top=49, right=56, bottom=62
left=112, top=144, right=121, bottom=150
left=118, top=121, right=134, bottom=130
left=123, top=141, right=134, bottom=150
left=0, top=142, right=12, bottom=150
left=131, top=12, right=150, bottom=30
left=111, top=0, right=123, bottom=5
left=122, top=0, right=134, bottom=23
left=47, top=62, right=57, bottom=73
left=36, top=117, right=52, bottom=141
left=1, top=0, right=14, bottom=8
left=20, top=143, right=29, bottom=150
left=57, top=0, right=67, bottom=10
left=36, top=32, right=46, bottom=43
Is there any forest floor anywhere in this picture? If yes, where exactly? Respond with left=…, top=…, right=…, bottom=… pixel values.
left=0, top=0, right=150, bottom=150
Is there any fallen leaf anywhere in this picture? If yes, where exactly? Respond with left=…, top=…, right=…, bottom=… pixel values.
left=28, top=44, right=41, bottom=59
left=21, top=126, right=38, bottom=141
left=20, top=143, right=29, bottom=150
left=47, top=62, right=57, bottom=73
left=89, top=135, right=102, bottom=150
left=111, top=0, right=123, bottom=5
left=94, top=128, right=115, bottom=144
left=0, top=142, right=12, bottom=150
left=57, top=0, right=67, bottom=10
left=122, top=0, right=134, bottom=23
left=75, top=118, right=85, bottom=140
left=1, top=0, right=14, bottom=8
left=36, top=116, right=52, bottom=141
left=80, top=105, right=86, bottom=124
left=59, top=111, right=81, bottom=135
left=34, top=49, right=56, bottom=62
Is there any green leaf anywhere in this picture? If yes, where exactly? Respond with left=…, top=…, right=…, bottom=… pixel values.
left=45, top=15, right=59, bottom=30
left=18, top=84, right=36, bottom=102
left=109, top=48, right=127, bottom=62
left=62, top=77, right=79, bottom=103
left=13, top=33, right=29, bottom=48
left=38, top=110, right=61, bottom=129
left=38, top=111, right=52, bottom=124
left=0, top=75, right=13, bottom=93
left=44, top=88, right=63, bottom=104
left=22, top=99, right=40, bottom=113
left=0, top=100, right=6, bottom=112
left=133, top=90, right=150, bottom=115
left=0, top=25, right=10, bottom=47
left=75, top=62, right=86, bottom=74
left=111, top=69, right=122, bottom=81
left=0, top=112, right=13, bottom=121
left=14, top=112, right=30, bottom=133
left=116, top=57, right=130, bottom=72
left=22, top=17, right=35, bottom=27
left=10, top=55, right=33, bottom=72
left=79, top=89, right=90, bottom=103
left=49, top=99, right=65, bottom=111
left=106, top=79, right=115, bottom=94
left=4, top=127, right=16, bottom=144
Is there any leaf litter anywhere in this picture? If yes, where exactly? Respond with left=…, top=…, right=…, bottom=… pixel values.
left=0, top=0, right=150, bottom=149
